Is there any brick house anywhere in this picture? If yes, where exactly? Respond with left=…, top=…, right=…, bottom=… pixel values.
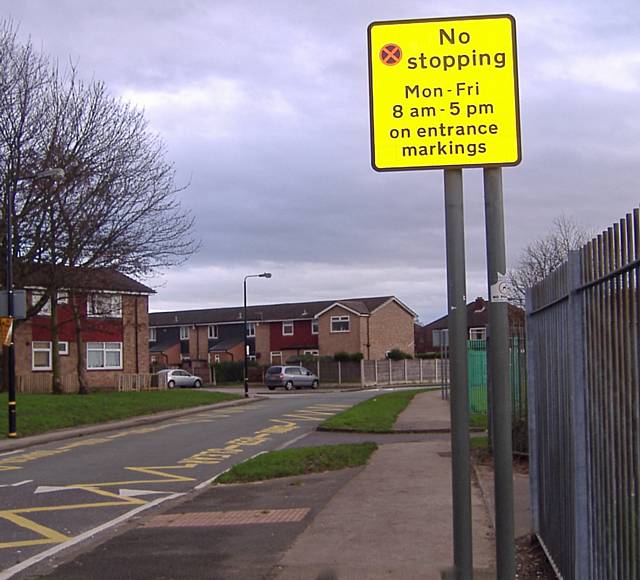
left=415, top=296, right=525, bottom=354
left=13, top=268, right=153, bottom=390
left=149, top=296, right=416, bottom=367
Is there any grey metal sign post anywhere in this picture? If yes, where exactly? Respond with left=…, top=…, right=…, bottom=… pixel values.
left=483, top=168, right=515, bottom=579
left=444, top=168, right=473, bottom=578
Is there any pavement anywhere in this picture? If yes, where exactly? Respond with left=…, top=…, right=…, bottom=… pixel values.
left=18, top=387, right=531, bottom=580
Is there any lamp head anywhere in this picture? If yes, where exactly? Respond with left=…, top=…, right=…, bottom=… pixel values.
left=260, top=272, right=272, bottom=279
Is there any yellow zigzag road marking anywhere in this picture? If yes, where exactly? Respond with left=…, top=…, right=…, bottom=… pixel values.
left=0, top=414, right=301, bottom=549
left=0, top=465, right=197, bottom=550
left=0, top=512, right=69, bottom=548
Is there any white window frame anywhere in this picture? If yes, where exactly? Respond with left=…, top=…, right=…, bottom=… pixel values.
left=330, top=315, right=350, bottom=333
left=311, top=320, right=319, bottom=335
left=208, top=325, right=218, bottom=339
left=86, top=342, right=122, bottom=370
left=180, top=326, right=189, bottom=340
left=214, top=354, right=221, bottom=363
left=149, top=327, right=157, bottom=342
left=282, top=321, right=294, bottom=336
left=246, top=322, right=256, bottom=337
left=32, top=292, right=51, bottom=316
left=58, top=341, right=69, bottom=356
left=248, top=354, right=257, bottom=361
left=469, top=327, right=487, bottom=341
left=87, top=293, right=122, bottom=318
left=270, top=351, right=282, bottom=364
left=303, top=349, right=319, bottom=357
left=32, top=341, right=52, bottom=370
left=57, top=291, right=69, bottom=304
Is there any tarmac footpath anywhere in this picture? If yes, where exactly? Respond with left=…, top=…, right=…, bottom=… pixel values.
left=25, top=388, right=518, bottom=579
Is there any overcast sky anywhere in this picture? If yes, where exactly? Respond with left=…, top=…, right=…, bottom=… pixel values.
left=5, top=0, right=640, bottom=323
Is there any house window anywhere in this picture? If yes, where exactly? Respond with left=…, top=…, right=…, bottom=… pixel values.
left=330, top=315, right=350, bottom=333
left=208, top=325, right=218, bottom=339
left=311, top=320, right=319, bottom=335
left=214, top=354, right=221, bottom=363
left=469, top=327, right=487, bottom=341
left=32, top=292, right=51, bottom=316
left=32, top=341, right=52, bottom=370
left=180, top=326, right=189, bottom=340
left=303, top=349, right=319, bottom=357
left=58, top=341, right=69, bottom=356
left=87, top=294, right=122, bottom=318
left=87, top=342, right=122, bottom=370
left=247, top=322, right=256, bottom=337
left=149, top=327, right=157, bottom=342
left=282, top=321, right=294, bottom=336
left=57, top=291, right=69, bottom=304
left=433, top=329, right=449, bottom=347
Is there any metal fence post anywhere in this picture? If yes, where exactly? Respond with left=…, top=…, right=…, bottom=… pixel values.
left=525, top=288, right=540, bottom=535
left=389, top=359, right=393, bottom=385
left=360, top=359, right=365, bottom=387
left=568, top=250, right=590, bottom=579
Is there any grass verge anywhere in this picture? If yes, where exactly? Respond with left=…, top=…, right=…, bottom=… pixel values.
left=319, top=389, right=424, bottom=432
left=0, top=390, right=243, bottom=438
left=216, top=442, right=378, bottom=484
left=469, top=413, right=488, bottom=430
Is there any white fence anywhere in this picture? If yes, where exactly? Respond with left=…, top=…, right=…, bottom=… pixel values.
left=301, top=358, right=447, bottom=387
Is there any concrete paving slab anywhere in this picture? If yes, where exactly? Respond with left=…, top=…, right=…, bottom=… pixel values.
left=394, top=389, right=451, bottom=432
left=474, top=463, right=533, bottom=538
left=274, top=441, right=494, bottom=580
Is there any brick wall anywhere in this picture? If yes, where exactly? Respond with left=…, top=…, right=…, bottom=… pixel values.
left=317, top=306, right=363, bottom=357
left=368, top=300, right=415, bottom=359
left=254, top=322, right=270, bottom=363
left=187, top=325, right=210, bottom=362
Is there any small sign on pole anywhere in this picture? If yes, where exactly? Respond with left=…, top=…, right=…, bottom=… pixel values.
left=0, top=317, right=13, bottom=347
left=368, top=14, right=520, bottom=171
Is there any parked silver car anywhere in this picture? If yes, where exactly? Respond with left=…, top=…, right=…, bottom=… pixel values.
left=265, top=366, right=319, bottom=390
left=158, top=369, right=203, bottom=389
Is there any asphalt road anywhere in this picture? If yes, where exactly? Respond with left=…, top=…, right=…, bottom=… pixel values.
left=0, top=390, right=383, bottom=577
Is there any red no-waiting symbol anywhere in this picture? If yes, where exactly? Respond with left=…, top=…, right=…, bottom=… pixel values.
left=380, top=44, right=402, bottom=66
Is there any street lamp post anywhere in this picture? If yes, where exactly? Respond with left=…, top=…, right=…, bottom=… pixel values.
left=5, top=168, right=65, bottom=437
left=243, top=272, right=271, bottom=398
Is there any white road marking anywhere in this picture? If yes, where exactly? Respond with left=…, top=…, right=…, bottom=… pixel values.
left=276, top=432, right=311, bottom=450
left=0, top=480, right=32, bottom=488
left=0, top=493, right=183, bottom=580
left=34, top=485, right=80, bottom=494
left=0, top=450, right=24, bottom=458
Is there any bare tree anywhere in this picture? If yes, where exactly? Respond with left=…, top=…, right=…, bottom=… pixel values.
left=0, top=21, right=198, bottom=393
left=508, top=215, right=591, bottom=307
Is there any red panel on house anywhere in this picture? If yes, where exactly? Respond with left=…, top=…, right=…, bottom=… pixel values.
left=270, top=320, right=318, bottom=350
left=31, top=296, right=123, bottom=342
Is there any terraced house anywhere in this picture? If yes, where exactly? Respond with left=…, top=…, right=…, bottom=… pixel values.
left=149, top=296, right=416, bottom=368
